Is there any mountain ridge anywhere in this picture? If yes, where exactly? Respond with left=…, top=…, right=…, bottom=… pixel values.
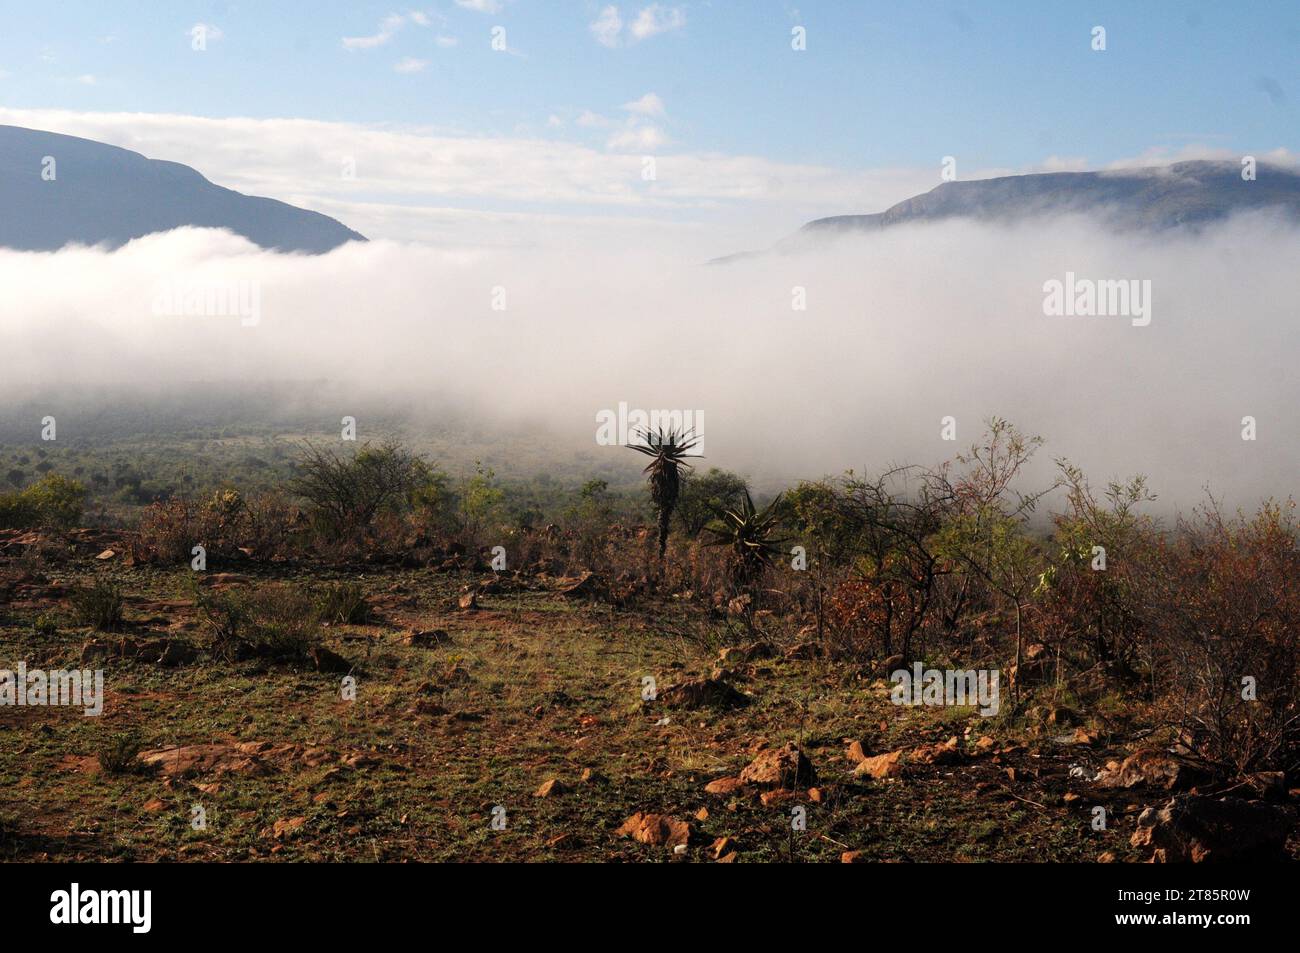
left=0, top=124, right=365, bottom=254
left=712, top=160, right=1300, bottom=263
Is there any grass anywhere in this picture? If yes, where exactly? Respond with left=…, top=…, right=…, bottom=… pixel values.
left=0, top=555, right=1272, bottom=863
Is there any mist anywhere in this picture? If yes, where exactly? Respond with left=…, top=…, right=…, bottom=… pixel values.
left=1, top=214, right=1296, bottom=511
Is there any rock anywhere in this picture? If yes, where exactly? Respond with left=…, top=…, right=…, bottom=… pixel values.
left=271, top=816, right=307, bottom=839
left=458, top=589, right=479, bottom=610
left=401, top=629, right=449, bottom=648
left=199, top=573, right=253, bottom=590
left=309, top=645, right=351, bottom=674
left=726, top=594, right=752, bottom=618
left=716, top=851, right=739, bottom=863
left=1097, top=749, right=1199, bottom=791
left=704, top=776, right=746, bottom=796
left=411, top=699, right=449, bottom=716
left=138, top=743, right=269, bottom=778
left=658, top=677, right=750, bottom=711
left=910, top=737, right=962, bottom=765
left=783, top=641, right=823, bottom=661
left=1246, top=771, right=1286, bottom=802
left=616, top=812, right=692, bottom=848
left=155, top=640, right=197, bottom=666
left=1130, top=795, right=1296, bottom=863
left=579, top=767, right=608, bottom=785
left=534, top=778, right=567, bottom=798
left=808, top=787, right=825, bottom=803
left=1047, top=706, right=1079, bottom=727
left=841, top=850, right=867, bottom=863
left=854, top=750, right=905, bottom=780
left=879, top=654, right=905, bottom=675
left=975, top=735, right=995, bottom=751
left=1097, top=851, right=1117, bottom=863
left=716, top=647, right=747, bottom=667
left=142, top=797, right=166, bottom=812
left=738, top=742, right=816, bottom=789
left=557, top=571, right=603, bottom=598
left=694, top=807, right=709, bottom=822
left=95, top=549, right=116, bottom=560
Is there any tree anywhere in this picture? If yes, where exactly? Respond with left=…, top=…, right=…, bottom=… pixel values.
left=677, top=468, right=749, bottom=535
left=628, top=428, right=699, bottom=559
left=932, top=418, right=1057, bottom=707
left=290, top=440, right=433, bottom=540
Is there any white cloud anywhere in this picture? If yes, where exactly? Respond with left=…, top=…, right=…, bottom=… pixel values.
left=607, top=124, right=666, bottom=152
left=0, top=105, right=1029, bottom=249
left=4, top=217, right=1299, bottom=510
left=590, top=5, right=684, bottom=47
left=629, top=4, right=685, bottom=41
left=0, top=70, right=10, bottom=81
left=590, top=6, right=623, bottom=47
left=394, top=57, right=430, bottom=74
left=575, top=109, right=612, bottom=128
left=455, top=0, right=504, bottom=12
left=343, top=13, right=422, bottom=50
left=622, top=92, right=666, bottom=118
left=76, top=74, right=97, bottom=86
left=436, top=35, right=460, bottom=48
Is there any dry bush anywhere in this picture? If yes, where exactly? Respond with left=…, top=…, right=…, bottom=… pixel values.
left=197, top=583, right=321, bottom=663
left=134, top=489, right=299, bottom=565
left=70, top=579, right=125, bottom=631
left=1140, top=501, right=1300, bottom=777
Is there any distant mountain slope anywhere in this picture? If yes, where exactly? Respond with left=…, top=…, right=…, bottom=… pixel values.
left=713, top=160, right=1300, bottom=262
left=0, top=125, right=365, bottom=253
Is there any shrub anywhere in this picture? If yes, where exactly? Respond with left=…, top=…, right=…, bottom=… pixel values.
left=317, top=581, right=371, bottom=624
left=0, top=474, right=86, bottom=529
left=291, top=440, right=435, bottom=541
left=677, top=469, right=750, bottom=536
left=97, top=730, right=147, bottom=775
left=197, top=583, right=321, bottom=663
left=70, top=579, right=125, bottom=631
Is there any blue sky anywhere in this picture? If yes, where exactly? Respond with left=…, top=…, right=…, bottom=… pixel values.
left=2, top=1, right=1298, bottom=248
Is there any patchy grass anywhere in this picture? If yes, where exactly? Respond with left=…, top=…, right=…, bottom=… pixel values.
left=0, top=555, right=1289, bottom=863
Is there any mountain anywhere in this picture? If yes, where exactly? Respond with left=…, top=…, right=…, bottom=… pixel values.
left=0, top=125, right=365, bottom=253
left=713, top=160, right=1300, bottom=262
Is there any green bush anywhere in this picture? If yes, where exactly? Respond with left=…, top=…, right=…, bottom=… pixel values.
left=70, top=579, right=125, bottom=631
left=97, top=730, right=147, bottom=775
left=0, top=474, right=86, bottom=529
left=317, top=581, right=371, bottom=624
left=198, top=583, right=320, bottom=663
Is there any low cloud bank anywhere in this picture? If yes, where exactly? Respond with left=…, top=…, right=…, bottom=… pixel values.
left=1, top=215, right=1295, bottom=509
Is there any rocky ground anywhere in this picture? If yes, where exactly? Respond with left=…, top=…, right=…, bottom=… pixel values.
left=1, top=528, right=1296, bottom=863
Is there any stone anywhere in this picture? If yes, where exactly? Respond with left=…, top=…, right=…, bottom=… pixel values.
left=854, top=750, right=905, bottom=780
left=1130, top=795, right=1295, bottom=863
left=738, top=742, right=815, bottom=789
left=1097, top=749, right=1199, bottom=791
left=657, top=677, right=750, bottom=710
left=616, top=812, right=692, bottom=848
left=704, top=776, right=746, bottom=796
